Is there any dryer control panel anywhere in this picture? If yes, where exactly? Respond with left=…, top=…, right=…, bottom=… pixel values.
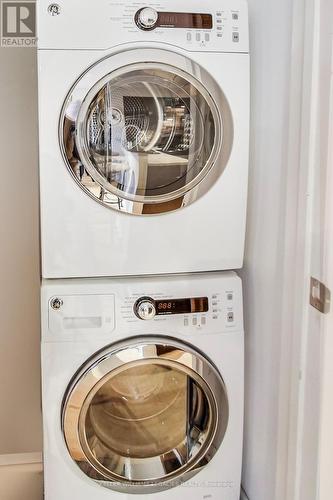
left=37, top=0, right=249, bottom=53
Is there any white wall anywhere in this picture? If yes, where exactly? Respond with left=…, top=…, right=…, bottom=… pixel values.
left=241, top=0, right=297, bottom=498
left=0, top=47, right=42, bottom=455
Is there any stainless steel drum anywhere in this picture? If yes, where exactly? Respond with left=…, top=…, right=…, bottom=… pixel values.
left=60, top=58, right=233, bottom=215
left=62, top=337, right=229, bottom=493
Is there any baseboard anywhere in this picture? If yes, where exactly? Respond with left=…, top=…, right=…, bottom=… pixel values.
left=0, top=453, right=43, bottom=500
left=0, top=452, right=42, bottom=466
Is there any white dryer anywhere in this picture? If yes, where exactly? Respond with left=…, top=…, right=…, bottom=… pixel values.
left=41, top=272, right=244, bottom=499
left=37, top=0, right=250, bottom=278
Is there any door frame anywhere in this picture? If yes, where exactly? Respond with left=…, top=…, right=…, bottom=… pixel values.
left=275, top=1, right=333, bottom=499
left=317, top=32, right=333, bottom=500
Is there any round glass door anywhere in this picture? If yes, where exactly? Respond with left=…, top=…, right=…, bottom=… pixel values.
left=61, top=55, right=233, bottom=215
left=62, top=337, right=229, bottom=493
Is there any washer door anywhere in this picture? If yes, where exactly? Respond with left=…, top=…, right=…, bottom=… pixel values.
left=62, top=337, right=229, bottom=494
left=60, top=48, right=233, bottom=215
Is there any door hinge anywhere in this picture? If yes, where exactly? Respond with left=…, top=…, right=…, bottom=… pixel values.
left=310, top=277, right=331, bottom=314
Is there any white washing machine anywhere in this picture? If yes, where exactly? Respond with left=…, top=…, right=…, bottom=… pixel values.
left=41, top=272, right=244, bottom=499
left=37, top=0, right=250, bottom=278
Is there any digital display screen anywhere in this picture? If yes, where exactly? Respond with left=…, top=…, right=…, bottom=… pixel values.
left=155, top=297, right=209, bottom=316
left=158, top=13, right=213, bottom=30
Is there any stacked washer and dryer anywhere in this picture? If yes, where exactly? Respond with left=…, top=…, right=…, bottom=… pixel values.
left=37, top=1, right=250, bottom=499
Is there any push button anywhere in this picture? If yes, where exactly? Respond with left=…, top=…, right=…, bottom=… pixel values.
left=205, top=33, right=210, bottom=42
left=227, top=312, right=234, bottom=323
left=232, top=32, right=239, bottom=42
left=196, top=32, right=201, bottom=41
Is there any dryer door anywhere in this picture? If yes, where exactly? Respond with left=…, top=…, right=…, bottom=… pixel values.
left=60, top=49, right=233, bottom=215
left=62, top=336, right=229, bottom=493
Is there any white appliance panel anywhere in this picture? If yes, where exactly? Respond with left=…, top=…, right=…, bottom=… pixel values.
left=41, top=272, right=244, bottom=500
left=38, top=48, right=250, bottom=277
left=37, top=0, right=249, bottom=53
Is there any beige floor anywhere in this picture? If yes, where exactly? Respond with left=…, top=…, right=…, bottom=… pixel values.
left=0, top=455, right=43, bottom=500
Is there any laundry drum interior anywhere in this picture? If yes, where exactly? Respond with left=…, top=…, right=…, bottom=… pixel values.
left=62, top=338, right=229, bottom=492
left=61, top=61, right=230, bottom=215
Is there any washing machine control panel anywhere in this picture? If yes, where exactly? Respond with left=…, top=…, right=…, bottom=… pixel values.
left=44, top=273, right=243, bottom=340
left=122, top=286, right=241, bottom=333
left=134, top=296, right=209, bottom=320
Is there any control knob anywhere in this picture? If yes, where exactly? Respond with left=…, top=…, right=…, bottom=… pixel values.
left=134, top=297, right=156, bottom=320
left=136, top=7, right=158, bottom=30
